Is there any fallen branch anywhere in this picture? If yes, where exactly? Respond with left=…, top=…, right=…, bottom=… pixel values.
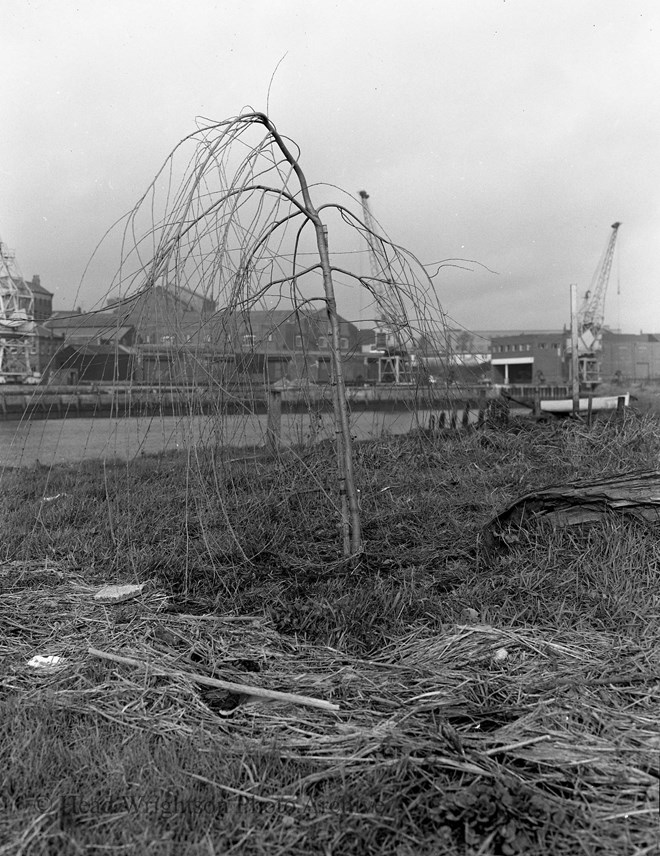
left=88, top=646, right=340, bottom=712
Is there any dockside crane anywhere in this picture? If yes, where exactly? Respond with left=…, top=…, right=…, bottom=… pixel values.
left=568, top=221, right=621, bottom=388
left=358, top=190, right=410, bottom=383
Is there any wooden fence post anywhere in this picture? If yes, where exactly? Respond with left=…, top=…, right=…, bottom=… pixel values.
left=267, top=389, right=282, bottom=452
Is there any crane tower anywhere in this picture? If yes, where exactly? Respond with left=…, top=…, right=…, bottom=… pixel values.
left=0, top=236, right=37, bottom=382
left=567, top=221, right=621, bottom=388
left=358, top=190, right=411, bottom=383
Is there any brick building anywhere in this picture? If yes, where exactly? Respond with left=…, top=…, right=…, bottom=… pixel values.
left=601, top=332, right=660, bottom=382
left=491, top=332, right=566, bottom=385
left=211, top=307, right=364, bottom=385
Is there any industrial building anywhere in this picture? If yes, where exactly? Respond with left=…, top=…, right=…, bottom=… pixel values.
left=491, top=332, right=566, bottom=385
left=41, top=300, right=370, bottom=386
left=489, top=330, right=660, bottom=386
left=3, top=229, right=659, bottom=388
left=601, top=332, right=660, bottom=383
left=37, top=304, right=660, bottom=388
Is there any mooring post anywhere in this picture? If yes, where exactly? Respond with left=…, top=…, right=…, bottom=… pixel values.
left=462, top=401, right=470, bottom=428
left=477, top=389, right=486, bottom=428
left=587, top=393, right=593, bottom=428
left=617, top=395, right=626, bottom=417
left=267, top=388, right=282, bottom=452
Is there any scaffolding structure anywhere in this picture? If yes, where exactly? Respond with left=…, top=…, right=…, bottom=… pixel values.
left=0, top=236, right=37, bottom=382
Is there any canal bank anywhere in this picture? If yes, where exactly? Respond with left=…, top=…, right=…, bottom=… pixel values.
left=0, top=382, right=498, bottom=421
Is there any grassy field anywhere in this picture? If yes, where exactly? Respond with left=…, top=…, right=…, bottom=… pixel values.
left=1, top=409, right=659, bottom=854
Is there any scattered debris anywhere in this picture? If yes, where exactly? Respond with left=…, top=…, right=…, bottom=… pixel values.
left=94, top=583, right=146, bottom=604
left=2, top=567, right=658, bottom=849
left=461, top=607, right=480, bottom=624
left=27, top=654, right=66, bottom=672
left=492, top=647, right=509, bottom=663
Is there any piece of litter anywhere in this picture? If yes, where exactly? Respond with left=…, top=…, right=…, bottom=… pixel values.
left=461, top=607, right=480, bottom=624
left=94, top=583, right=146, bottom=604
left=493, top=648, right=508, bottom=663
left=28, top=655, right=66, bottom=671
left=42, top=494, right=65, bottom=502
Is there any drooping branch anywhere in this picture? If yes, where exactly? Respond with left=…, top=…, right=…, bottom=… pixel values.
left=99, top=110, right=455, bottom=561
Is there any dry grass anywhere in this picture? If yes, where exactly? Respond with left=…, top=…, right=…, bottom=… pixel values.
left=1, top=411, right=660, bottom=854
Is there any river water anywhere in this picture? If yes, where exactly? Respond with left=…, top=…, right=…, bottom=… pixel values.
left=0, top=408, right=459, bottom=467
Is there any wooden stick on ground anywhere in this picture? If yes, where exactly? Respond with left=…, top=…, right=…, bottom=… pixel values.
left=87, top=647, right=340, bottom=712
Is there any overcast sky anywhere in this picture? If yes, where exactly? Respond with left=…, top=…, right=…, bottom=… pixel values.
left=2, top=0, right=658, bottom=334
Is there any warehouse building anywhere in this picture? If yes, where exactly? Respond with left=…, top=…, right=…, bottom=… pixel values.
left=490, top=332, right=566, bottom=385
left=601, top=332, right=660, bottom=382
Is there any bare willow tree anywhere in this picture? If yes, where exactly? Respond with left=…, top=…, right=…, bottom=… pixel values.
left=105, top=111, right=450, bottom=561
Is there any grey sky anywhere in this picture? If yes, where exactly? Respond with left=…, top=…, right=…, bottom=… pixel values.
left=2, top=0, right=658, bottom=333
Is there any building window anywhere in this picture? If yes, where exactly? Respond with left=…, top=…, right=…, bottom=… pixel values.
left=295, top=335, right=303, bottom=348
left=538, top=343, right=546, bottom=349
left=242, top=334, right=255, bottom=347
left=375, top=332, right=387, bottom=348
left=340, top=337, right=349, bottom=350
left=525, top=344, right=531, bottom=351
left=318, top=336, right=328, bottom=348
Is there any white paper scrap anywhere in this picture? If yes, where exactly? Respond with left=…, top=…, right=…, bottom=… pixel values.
left=94, top=583, right=145, bottom=604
